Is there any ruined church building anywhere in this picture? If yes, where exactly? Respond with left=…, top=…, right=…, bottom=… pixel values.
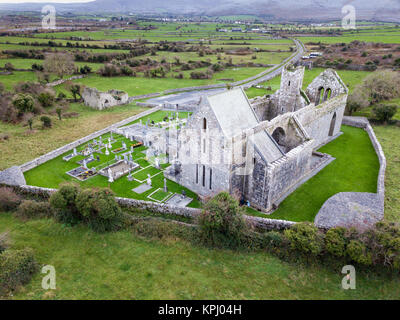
left=165, top=66, right=348, bottom=213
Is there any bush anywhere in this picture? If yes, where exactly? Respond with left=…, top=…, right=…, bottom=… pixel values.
left=79, top=65, right=92, bottom=74
left=37, top=92, right=55, bottom=108
left=373, top=104, right=398, bottom=123
left=132, top=218, right=197, bottom=241
left=261, top=231, right=284, bottom=248
left=0, top=187, right=21, bottom=211
left=362, top=70, right=400, bottom=103
left=75, top=188, right=123, bottom=232
left=346, top=240, right=372, bottom=266
left=16, top=200, right=53, bottom=220
left=49, top=183, right=81, bottom=225
left=325, top=227, right=347, bottom=257
left=99, top=64, right=120, bottom=77
left=0, top=248, right=38, bottom=295
left=197, top=192, right=248, bottom=249
left=40, top=115, right=52, bottom=128
left=284, top=222, right=323, bottom=255
left=346, top=85, right=369, bottom=115
left=56, top=92, right=66, bottom=101
left=12, top=93, right=35, bottom=115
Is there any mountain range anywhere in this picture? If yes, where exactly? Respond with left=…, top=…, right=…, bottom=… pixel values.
left=1, top=0, right=400, bottom=22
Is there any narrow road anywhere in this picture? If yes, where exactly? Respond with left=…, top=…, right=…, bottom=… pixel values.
left=144, top=39, right=305, bottom=107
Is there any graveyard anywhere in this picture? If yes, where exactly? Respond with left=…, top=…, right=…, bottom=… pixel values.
left=23, top=110, right=201, bottom=208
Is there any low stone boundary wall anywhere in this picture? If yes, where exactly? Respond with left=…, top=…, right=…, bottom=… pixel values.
left=164, top=84, right=226, bottom=94
left=128, top=92, right=161, bottom=103
left=19, top=106, right=161, bottom=172
left=10, top=184, right=296, bottom=231
left=46, top=75, right=86, bottom=87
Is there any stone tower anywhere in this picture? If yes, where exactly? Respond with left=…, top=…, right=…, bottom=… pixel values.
left=277, top=65, right=305, bottom=114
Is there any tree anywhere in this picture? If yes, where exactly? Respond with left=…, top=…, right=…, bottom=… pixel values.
left=43, top=53, right=75, bottom=79
left=12, top=93, right=35, bottom=115
left=362, top=70, right=400, bottom=104
left=346, top=85, right=369, bottom=115
left=40, top=115, right=52, bottom=128
left=56, top=107, right=62, bottom=120
left=37, top=92, right=55, bottom=108
left=198, top=192, right=248, bottom=248
left=68, top=84, right=82, bottom=102
left=27, top=117, right=33, bottom=130
left=373, top=104, right=398, bottom=124
left=75, top=188, right=123, bottom=233
left=79, top=65, right=92, bottom=74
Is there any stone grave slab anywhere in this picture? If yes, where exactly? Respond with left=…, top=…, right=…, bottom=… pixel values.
left=132, top=183, right=152, bottom=194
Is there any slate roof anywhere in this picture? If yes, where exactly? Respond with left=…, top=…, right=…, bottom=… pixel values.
left=206, top=88, right=284, bottom=163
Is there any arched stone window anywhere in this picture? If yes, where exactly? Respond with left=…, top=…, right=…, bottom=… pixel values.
left=272, top=127, right=286, bottom=146
left=316, top=87, right=324, bottom=105
left=209, top=168, right=212, bottom=190
left=323, top=88, right=332, bottom=102
left=203, top=118, right=207, bottom=130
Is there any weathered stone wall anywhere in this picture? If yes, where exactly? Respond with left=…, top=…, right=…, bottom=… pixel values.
left=19, top=106, right=161, bottom=173
left=9, top=184, right=295, bottom=231
left=82, top=87, right=129, bottom=110
left=266, top=140, right=314, bottom=210
left=46, top=75, right=86, bottom=87
left=294, top=94, right=347, bottom=148
left=277, top=65, right=305, bottom=114
left=305, top=69, right=348, bottom=104
left=172, top=101, right=232, bottom=197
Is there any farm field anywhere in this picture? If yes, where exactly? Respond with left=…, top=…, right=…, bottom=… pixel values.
left=0, top=212, right=399, bottom=300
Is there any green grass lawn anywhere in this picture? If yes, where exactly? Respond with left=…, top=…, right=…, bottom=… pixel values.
left=0, top=213, right=399, bottom=300
left=373, top=124, right=400, bottom=223
left=267, top=125, right=380, bottom=222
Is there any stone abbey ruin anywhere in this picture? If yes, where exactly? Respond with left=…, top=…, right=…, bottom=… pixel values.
left=166, top=66, right=348, bottom=212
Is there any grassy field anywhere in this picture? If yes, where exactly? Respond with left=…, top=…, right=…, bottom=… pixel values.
left=1, top=212, right=399, bottom=300
left=267, top=125, right=380, bottom=222
left=373, top=124, right=400, bottom=223
left=0, top=103, right=147, bottom=170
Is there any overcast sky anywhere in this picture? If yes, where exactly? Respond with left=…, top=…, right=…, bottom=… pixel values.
left=0, top=0, right=94, bottom=3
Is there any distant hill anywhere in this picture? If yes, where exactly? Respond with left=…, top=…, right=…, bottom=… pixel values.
left=0, top=0, right=400, bottom=22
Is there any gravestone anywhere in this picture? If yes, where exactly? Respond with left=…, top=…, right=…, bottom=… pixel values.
left=163, top=178, right=168, bottom=193
left=108, top=168, right=114, bottom=183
